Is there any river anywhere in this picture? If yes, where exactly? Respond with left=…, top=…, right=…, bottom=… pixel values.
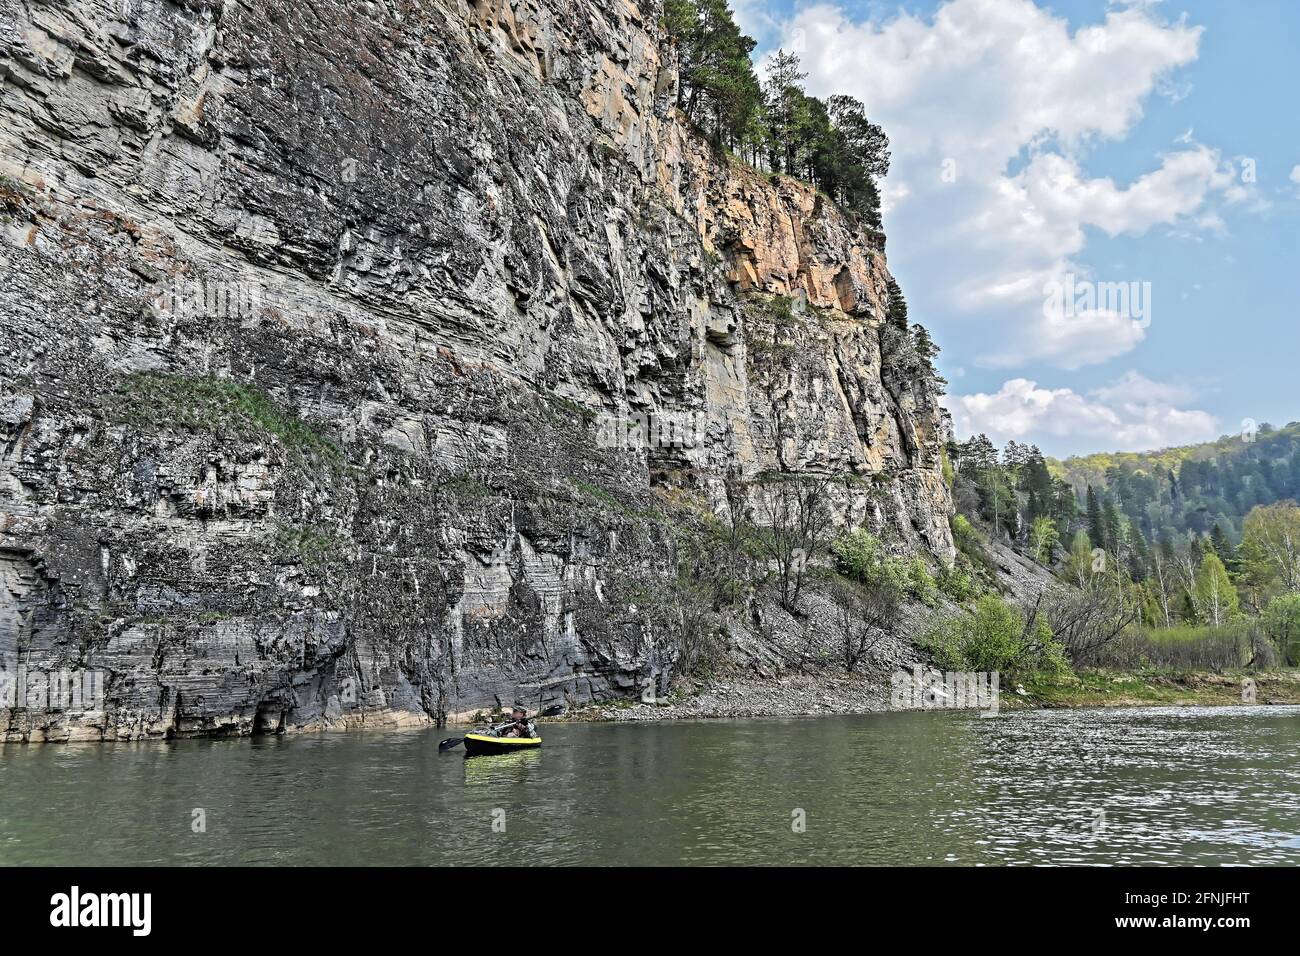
left=2, top=705, right=1297, bottom=866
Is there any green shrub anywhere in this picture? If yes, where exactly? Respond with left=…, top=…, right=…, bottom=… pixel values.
left=1035, top=621, right=1071, bottom=676
left=1262, top=593, right=1300, bottom=666
left=950, top=514, right=976, bottom=548
left=940, top=446, right=955, bottom=489
left=936, top=560, right=977, bottom=602
left=921, top=595, right=1068, bottom=676
left=906, top=557, right=938, bottom=606
left=832, top=529, right=884, bottom=581
left=948, top=513, right=1002, bottom=590
left=834, top=530, right=946, bottom=607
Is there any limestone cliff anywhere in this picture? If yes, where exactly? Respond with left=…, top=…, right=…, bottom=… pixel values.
left=0, top=0, right=953, bottom=740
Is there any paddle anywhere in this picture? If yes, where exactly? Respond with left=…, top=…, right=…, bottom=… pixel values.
left=438, top=705, right=563, bottom=752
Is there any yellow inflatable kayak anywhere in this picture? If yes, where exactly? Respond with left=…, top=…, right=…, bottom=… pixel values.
left=462, top=733, right=542, bottom=757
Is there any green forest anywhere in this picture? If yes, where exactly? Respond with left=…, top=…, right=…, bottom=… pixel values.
left=949, top=424, right=1300, bottom=671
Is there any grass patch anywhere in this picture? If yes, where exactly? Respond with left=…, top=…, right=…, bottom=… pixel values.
left=1015, top=668, right=1300, bottom=708
left=565, top=477, right=660, bottom=521
left=546, top=394, right=597, bottom=422
left=569, top=477, right=623, bottom=510
left=113, top=372, right=342, bottom=465
left=275, top=523, right=346, bottom=565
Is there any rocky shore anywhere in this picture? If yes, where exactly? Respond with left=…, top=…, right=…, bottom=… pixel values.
left=578, top=668, right=1300, bottom=721
left=589, top=673, right=894, bottom=721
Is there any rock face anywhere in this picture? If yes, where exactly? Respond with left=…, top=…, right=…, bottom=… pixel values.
left=0, top=0, right=953, bottom=740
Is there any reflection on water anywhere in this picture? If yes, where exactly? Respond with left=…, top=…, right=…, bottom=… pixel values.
left=1, top=706, right=1297, bottom=865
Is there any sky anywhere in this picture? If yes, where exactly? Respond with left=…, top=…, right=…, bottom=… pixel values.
left=734, top=0, right=1300, bottom=458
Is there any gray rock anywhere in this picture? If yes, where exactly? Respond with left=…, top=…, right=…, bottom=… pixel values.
left=0, top=0, right=953, bottom=741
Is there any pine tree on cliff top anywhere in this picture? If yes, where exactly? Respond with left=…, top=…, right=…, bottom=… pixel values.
left=662, top=0, right=763, bottom=152
left=824, top=93, right=889, bottom=224
left=763, top=48, right=808, bottom=174
left=663, top=6, right=891, bottom=226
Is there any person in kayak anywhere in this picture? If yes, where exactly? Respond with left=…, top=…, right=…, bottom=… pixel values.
left=501, top=705, right=535, bottom=738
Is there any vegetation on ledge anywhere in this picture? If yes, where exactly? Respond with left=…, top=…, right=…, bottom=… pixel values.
left=111, top=372, right=343, bottom=465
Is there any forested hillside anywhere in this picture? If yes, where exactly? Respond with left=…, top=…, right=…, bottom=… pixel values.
left=1057, top=422, right=1300, bottom=544
left=948, top=425, right=1300, bottom=666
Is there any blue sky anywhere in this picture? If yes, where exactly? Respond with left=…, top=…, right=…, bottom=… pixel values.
left=735, top=0, right=1300, bottom=457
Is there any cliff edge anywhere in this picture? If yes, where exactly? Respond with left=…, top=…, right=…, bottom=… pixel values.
left=0, top=0, right=952, bottom=740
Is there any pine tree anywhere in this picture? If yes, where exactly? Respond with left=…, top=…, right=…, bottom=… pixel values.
left=823, top=94, right=889, bottom=223
left=911, top=324, right=939, bottom=362
left=663, top=0, right=764, bottom=151
left=763, top=49, right=807, bottom=175
left=886, top=277, right=908, bottom=331
left=660, top=6, right=892, bottom=224
left=1020, top=448, right=1055, bottom=522
left=1210, top=523, right=1232, bottom=561
left=1128, top=527, right=1152, bottom=582
left=1086, top=486, right=1105, bottom=551
left=1102, top=496, right=1123, bottom=555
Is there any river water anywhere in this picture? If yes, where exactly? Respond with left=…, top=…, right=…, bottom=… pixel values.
left=2, top=705, right=1297, bottom=866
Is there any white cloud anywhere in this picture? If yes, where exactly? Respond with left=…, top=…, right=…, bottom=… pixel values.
left=982, top=307, right=1149, bottom=370
left=1291, top=165, right=1300, bottom=196
left=774, top=0, right=1203, bottom=174
left=762, top=0, right=1255, bottom=369
left=947, top=372, right=1219, bottom=451
left=730, top=0, right=781, bottom=48
left=1016, top=148, right=1235, bottom=239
